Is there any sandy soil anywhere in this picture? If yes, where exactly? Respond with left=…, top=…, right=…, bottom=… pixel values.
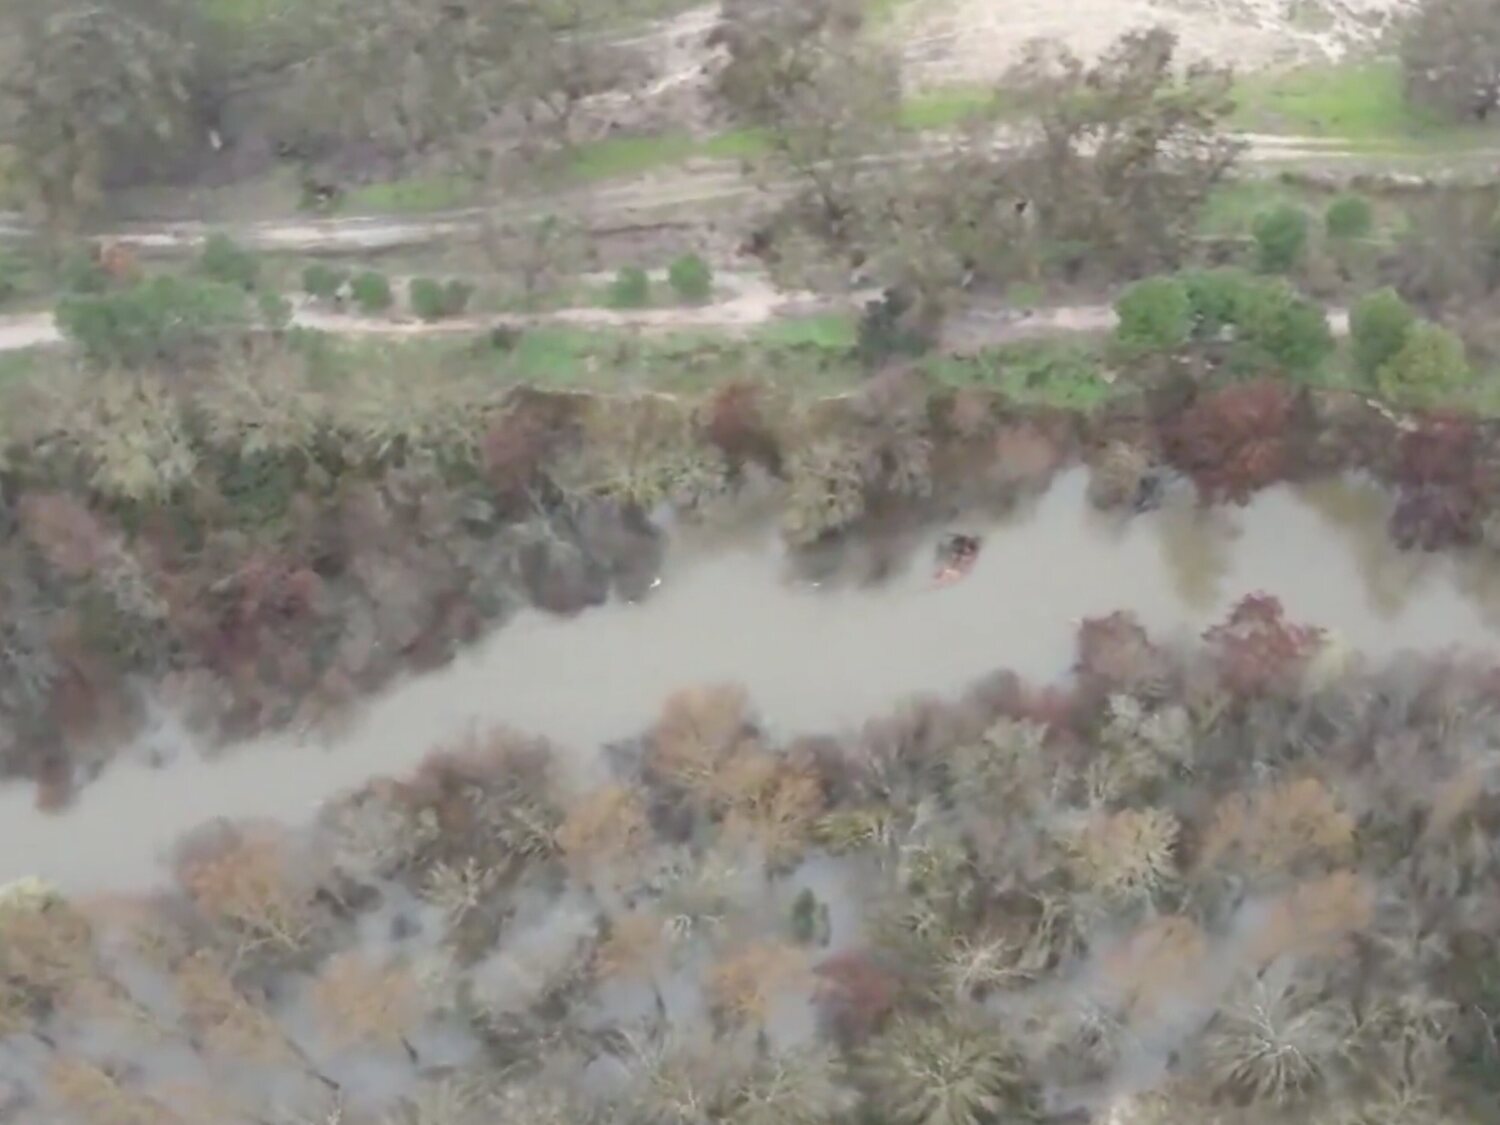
left=897, top=0, right=1415, bottom=88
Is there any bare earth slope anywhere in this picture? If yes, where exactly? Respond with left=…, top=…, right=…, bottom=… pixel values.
left=897, top=0, right=1415, bottom=87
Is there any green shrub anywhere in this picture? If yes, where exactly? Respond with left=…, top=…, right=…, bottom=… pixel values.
left=409, top=278, right=445, bottom=321
left=1377, top=321, right=1471, bottom=406
left=443, top=279, right=474, bottom=317
left=1325, top=195, right=1374, bottom=241
left=1181, top=267, right=1257, bottom=339
left=350, top=271, right=393, bottom=314
left=1350, top=287, right=1416, bottom=381
left=302, top=263, right=347, bottom=301
left=409, top=276, right=474, bottom=321
left=198, top=233, right=259, bottom=290
left=257, top=289, right=292, bottom=332
left=59, top=248, right=108, bottom=295
left=1114, top=276, right=1191, bottom=353
left=57, top=276, right=250, bottom=367
left=1252, top=205, right=1310, bottom=273
left=1231, top=279, right=1333, bottom=375
left=607, top=266, right=651, bottom=309
left=855, top=288, right=929, bottom=365
left=667, top=253, right=713, bottom=303
left=0, top=251, right=28, bottom=305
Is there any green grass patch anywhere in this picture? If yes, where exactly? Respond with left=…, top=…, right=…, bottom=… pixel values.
left=900, top=85, right=999, bottom=131
left=568, top=129, right=766, bottom=182
left=923, top=339, right=1123, bottom=410
left=754, top=312, right=858, bottom=351
left=1229, top=59, right=1497, bottom=149
left=1198, top=179, right=1307, bottom=237
left=339, top=175, right=478, bottom=215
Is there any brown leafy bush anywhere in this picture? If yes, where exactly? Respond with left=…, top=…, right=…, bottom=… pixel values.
left=174, top=950, right=297, bottom=1063
left=720, top=753, right=827, bottom=865
left=1075, top=611, right=1167, bottom=693
left=814, top=950, right=900, bottom=1045
left=556, top=785, right=650, bottom=874
left=701, top=379, right=784, bottom=470
left=1086, top=440, right=1155, bottom=510
left=0, top=882, right=94, bottom=1031
left=1095, top=915, right=1210, bottom=1024
left=1166, top=380, right=1298, bottom=503
left=311, top=952, right=421, bottom=1048
left=1197, top=778, right=1355, bottom=876
left=174, top=823, right=323, bottom=960
left=707, top=942, right=811, bottom=1027
left=47, top=1056, right=182, bottom=1125
left=1203, top=594, right=1323, bottom=697
left=1066, top=807, right=1179, bottom=896
left=1241, top=871, right=1375, bottom=965
left=649, top=683, right=755, bottom=800
left=989, top=422, right=1065, bottom=494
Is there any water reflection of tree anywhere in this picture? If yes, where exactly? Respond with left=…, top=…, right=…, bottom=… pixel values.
left=1296, top=478, right=1428, bottom=620
left=1452, top=550, right=1500, bottom=630
left=1156, top=501, right=1235, bottom=613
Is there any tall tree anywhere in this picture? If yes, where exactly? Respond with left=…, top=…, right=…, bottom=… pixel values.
left=0, top=0, right=200, bottom=233
left=1402, top=0, right=1500, bottom=122
left=1004, top=27, right=1242, bottom=276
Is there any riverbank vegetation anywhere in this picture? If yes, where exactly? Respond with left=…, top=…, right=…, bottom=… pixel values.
left=3, top=328, right=1500, bottom=806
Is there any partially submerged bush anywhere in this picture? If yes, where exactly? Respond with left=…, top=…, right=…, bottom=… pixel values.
left=56, top=276, right=251, bottom=367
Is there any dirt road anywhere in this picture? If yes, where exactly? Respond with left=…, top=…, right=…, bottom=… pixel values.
left=0, top=126, right=1484, bottom=261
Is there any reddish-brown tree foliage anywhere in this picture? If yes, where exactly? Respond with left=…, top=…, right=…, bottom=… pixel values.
left=1202, top=594, right=1323, bottom=697
left=1397, top=413, right=1478, bottom=489
left=1390, top=483, right=1481, bottom=550
left=813, top=949, right=899, bottom=1045
left=173, top=822, right=322, bottom=960
left=481, top=400, right=559, bottom=502
left=17, top=492, right=112, bottom=578
left=1166, top=380, right=1297, bottom=503
left=701, top=379, right=783, bottom=470
left=1075, top=611, right=1166, bottom=693
left=1389, top=414, right=1483, bottom=549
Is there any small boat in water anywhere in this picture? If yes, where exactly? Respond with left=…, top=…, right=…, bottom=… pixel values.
left=933, top=533, right=982, bottom=587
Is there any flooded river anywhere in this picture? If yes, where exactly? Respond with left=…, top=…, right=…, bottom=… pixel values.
left=9, top=470, right=1500, bottom=892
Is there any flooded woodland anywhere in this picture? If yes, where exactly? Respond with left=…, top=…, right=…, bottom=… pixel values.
left=10, top=0, right=1500, bottom=1120
left=7, top=368, right=1500, bottom=1125
left=11, top=468, right=1500, bottom=893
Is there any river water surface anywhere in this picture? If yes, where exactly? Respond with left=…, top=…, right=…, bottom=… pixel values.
left=10, top=470, right=1500, bottom=891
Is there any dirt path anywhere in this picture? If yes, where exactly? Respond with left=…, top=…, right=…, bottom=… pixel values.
left=3, top=126, right=1487, bottom=261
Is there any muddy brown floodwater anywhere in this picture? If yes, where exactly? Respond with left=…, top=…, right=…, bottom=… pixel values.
left=8, top=469, right=1500, bottom=892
